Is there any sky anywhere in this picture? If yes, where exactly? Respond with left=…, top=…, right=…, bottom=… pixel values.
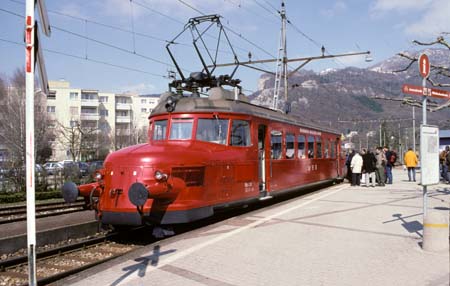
left=0, top=0, right=449, bottom=95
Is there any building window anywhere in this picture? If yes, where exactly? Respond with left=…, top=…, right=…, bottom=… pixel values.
left=117, top=97, right=129, bottom=104
left=70, top=106, right=78, bottom=115
left=0, top=149, right=9, bottom=162
left=47, top=90, right=56, bottom=100
left=70, top=92, right=78, bottom=100
left=141, top=99, right=147, bottom=104
left=81, top=93, right=97, bottom=100
left=81, top=107, right=97, bottom=114
left=99, top=96, right=108, bottom=103
left=47, top=106, right=55, bottom=113
left=70, top=120, right=79, bottom=127
left=141, top=108, right=147, bottom=113
left=100, top=110, right=108, bottom=116
left=117, top=110, right=128, bottom=117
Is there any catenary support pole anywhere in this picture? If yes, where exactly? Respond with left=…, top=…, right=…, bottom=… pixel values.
left=25, top=0, right=37, bottom=285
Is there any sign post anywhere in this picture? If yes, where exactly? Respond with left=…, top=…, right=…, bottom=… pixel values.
left=418, top=53, right=430, bottom=218
left=419, top=53, right=430, bottom=218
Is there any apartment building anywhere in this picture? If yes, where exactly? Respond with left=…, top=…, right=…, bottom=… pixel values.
left=48, top=80, right=159, bottom=161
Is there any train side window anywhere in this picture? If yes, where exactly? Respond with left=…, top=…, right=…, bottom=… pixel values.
left=196, top=119, right=229, bottom=144
left=286, top=133, right=294, bottom=159
left=153, top=120, right=167, bottom=140
left=307, top=135, right=314, bottom=158
left=316, top=136, right=322, bottom=158
left=324, top=139, right=330, bottom=158
left=297, top=135, right=305, bottom=159
left=271, top=130, right=282, bottom=159
left=170, top=118, right=193, bottom=140
left=331, top=141, right=336, bottom=158
left=230, top=120, right=251, bottom=146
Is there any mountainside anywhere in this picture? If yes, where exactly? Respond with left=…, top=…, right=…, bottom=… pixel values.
left=249, top=48, right=450, bottom=133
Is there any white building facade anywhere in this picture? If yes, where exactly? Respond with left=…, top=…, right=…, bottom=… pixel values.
left=48, top=80, right=159, bottom=161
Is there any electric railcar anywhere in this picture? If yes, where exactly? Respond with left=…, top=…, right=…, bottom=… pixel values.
left=62, top=87, right=346, bottom=226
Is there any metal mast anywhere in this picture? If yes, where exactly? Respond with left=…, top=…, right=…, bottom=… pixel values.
left=273, top=1, right=287, bottom=110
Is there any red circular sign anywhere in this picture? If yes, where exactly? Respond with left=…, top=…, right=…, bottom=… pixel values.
left=418, top=53, right=430, bottom=78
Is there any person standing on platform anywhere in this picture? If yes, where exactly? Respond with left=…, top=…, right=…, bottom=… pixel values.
left=350, top=151, right=363, bottom=186
left=440, top=146, right=449, bottom=183
left=404, top=147, right=418, bottom=182
left=362, top=148, right=377, bottom=187
left=375, top=147, right=386, bottom=186
left=346, top=150, right=355, bottom=183
left=384, top=147, right=396, bottom=184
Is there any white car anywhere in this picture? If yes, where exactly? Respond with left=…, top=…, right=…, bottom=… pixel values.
left=43, top=162, right=63, bottom=175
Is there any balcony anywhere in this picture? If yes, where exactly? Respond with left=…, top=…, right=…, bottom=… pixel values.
left=81, top=100, right=99, bottom=107
left=116, top=116, right=131, bottom=123
left=80, top=113, right=100, bottom=121
left=116, top=103, right=132, bottom=110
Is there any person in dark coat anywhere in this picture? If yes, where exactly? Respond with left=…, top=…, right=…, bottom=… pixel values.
left=362, top=148, right=377, bottom=187
left=345, top=150, right=355, bottom=183
left=375, top=147, right=386, bottom=186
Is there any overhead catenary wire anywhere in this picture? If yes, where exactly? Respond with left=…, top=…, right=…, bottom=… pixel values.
left=0, top=7, right=187, bottom=72
left=0, top=37, right=166, bottom=78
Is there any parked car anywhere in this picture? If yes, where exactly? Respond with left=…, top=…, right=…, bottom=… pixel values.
left=77, top=162, right=89, bottom=177
left=59, top=160, right=80, bottom=178
left=43, top=162, right=63, bottom=175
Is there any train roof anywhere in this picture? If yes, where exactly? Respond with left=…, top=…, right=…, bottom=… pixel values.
left=150, top=87, right=340, bottom=136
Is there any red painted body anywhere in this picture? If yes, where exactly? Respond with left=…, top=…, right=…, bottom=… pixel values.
left=72, top=88, right=346, bottom=226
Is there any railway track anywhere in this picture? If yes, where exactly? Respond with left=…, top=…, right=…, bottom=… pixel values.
left=0, top=231, right=142, bottom=286
left=0, top=199, right=87, bottom=225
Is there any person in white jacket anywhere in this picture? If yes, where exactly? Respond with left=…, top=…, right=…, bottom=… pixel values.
left=350, top=151, right=363, bottom=186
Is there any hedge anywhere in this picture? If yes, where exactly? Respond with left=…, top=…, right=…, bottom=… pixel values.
left=0, top=190, right=62, bottom=204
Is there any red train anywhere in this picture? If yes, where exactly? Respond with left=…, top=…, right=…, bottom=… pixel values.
left=62, top=14, right=346, bottom=227
left=62, top=86, right=345, bottom=226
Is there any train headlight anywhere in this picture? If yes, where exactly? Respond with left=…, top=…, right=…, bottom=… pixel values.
left=94, top=172, right=103, bottom=181
left=154, top=170, right=168, bottom=181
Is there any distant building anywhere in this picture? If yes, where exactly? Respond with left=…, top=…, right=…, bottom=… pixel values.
left=48, top=80, right=159, bottom=161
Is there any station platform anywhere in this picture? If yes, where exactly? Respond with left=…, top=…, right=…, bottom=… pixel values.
left=62, top=168, right=450, bottom=286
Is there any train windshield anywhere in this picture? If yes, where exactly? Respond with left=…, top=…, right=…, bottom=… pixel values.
left=170, top=118, right=193, bottom=140
left=153, top=120, right=168, bottom=140
left=196, top=119, right=229, bottom=144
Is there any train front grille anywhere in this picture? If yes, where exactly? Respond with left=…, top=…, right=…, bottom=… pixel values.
left=171, top=166, right=205, bottom=187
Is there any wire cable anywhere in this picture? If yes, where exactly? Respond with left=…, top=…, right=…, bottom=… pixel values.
left=0, top=37, right=166, bottom=78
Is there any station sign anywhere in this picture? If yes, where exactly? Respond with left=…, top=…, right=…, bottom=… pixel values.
left=402, top=84, right=450, bottom=99
left=418, top=53, right=430, bottom=79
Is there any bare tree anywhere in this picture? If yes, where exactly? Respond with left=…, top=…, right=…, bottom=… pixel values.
left=394, top=35, right=450, bottom=111
left=0, top=69, right=54, bottom=191
left=57, top=120, right=102, bottom=161
left=56, top=121, right=82, bottom=162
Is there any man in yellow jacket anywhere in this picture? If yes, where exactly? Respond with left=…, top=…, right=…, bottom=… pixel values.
left=404, top=147, right=418, bottom=182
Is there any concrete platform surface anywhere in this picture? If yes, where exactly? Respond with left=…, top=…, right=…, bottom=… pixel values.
left=63, top=168, right=450, bottom=286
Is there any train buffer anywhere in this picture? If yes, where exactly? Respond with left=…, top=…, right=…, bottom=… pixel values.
left=60, top=168, right=449, bottom=286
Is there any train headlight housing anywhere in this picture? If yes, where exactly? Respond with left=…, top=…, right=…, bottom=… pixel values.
left=154, top=170, right=168, bottom=182
left=94, top=171, right=103, bottom=181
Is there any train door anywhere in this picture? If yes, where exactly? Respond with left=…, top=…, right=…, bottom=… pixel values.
left=258, top=124, right=267, bottom=192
